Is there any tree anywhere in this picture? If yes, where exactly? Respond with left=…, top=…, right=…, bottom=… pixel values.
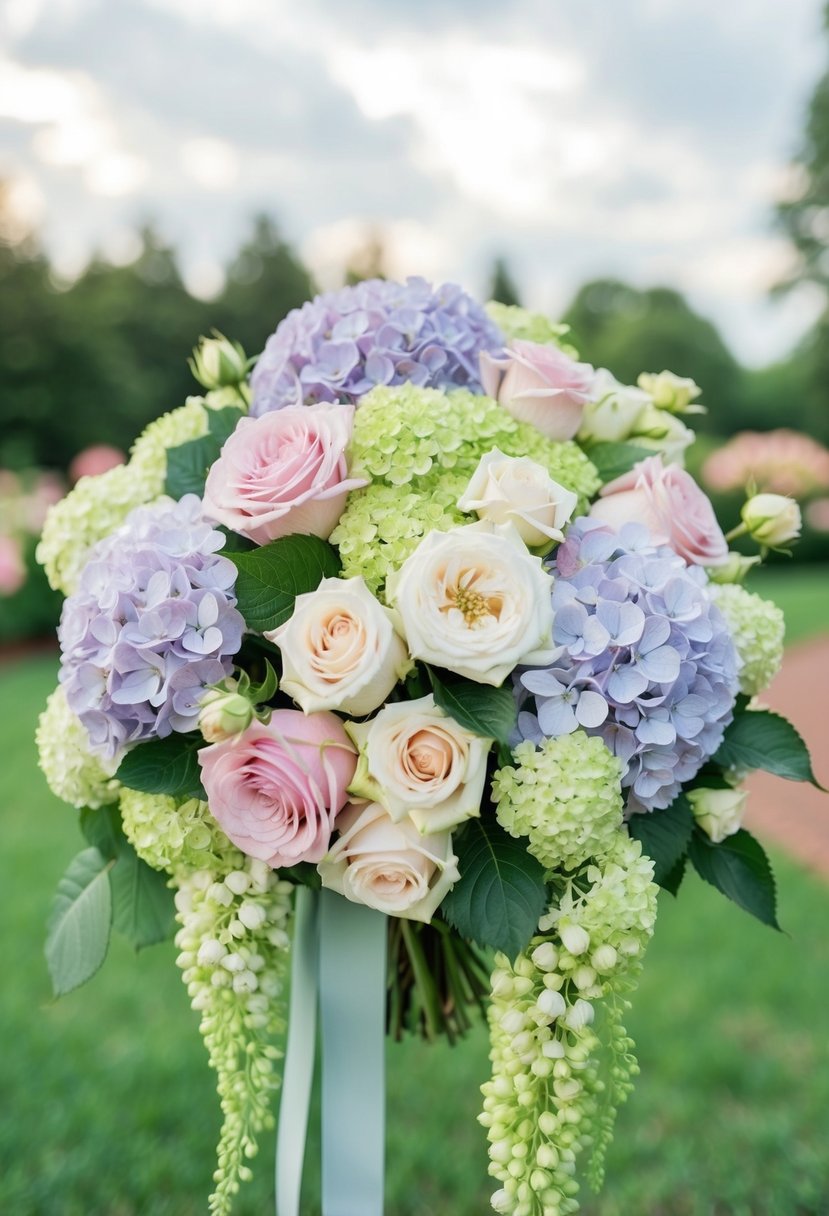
left=777, top=2, right=829, bottom=293
left=774, top=2, right=829, bottom=441
left=562, top=279, right=745, bottom=434
left=488, top=257, right=522, bottom=307
left=211, top=215, right=315, bottom=357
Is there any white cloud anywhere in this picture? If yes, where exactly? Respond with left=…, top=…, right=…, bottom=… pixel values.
left=0, top=0, right=825, bottom=365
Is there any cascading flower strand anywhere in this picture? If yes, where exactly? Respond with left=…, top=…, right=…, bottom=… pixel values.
left=173, top=861, right=293, bottom=1216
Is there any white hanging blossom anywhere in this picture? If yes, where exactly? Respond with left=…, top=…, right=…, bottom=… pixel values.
left=174, top=859, right=293, bottom=1216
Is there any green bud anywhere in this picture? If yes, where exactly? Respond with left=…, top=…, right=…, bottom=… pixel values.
left=741, top=492, right=801, bottom=548
left=190, top=331, right=248, bottom=390
left=199, top=686, right=255, bottom=743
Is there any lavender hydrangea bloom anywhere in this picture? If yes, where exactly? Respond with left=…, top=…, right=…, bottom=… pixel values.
left=250, top=277, right=503, bottom=415
left=517, top=518, right=739, bottom=813
left=59, top=495, right=244, bottom=761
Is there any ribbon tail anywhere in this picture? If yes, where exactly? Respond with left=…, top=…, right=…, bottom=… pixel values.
left=275, top=885, right=320, bottom=1216
left=319, top=890, right=387, bottom=1216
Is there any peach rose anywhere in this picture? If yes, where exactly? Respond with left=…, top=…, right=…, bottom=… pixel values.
left=589, top=455, right=728, bottom=567
left=346, top=694, right=491, bottom=832
left=198, top=711, right=357, bottom=867
left=479, top=340, right=594, bottom=440
left=318, top=801, right=460, bottom=921
left=266, top=576, right=410, bottom=716
left=202, top=403, right=366, bottom=545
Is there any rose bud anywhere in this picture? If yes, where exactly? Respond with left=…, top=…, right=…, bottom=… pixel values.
left=687, top=786, right=748, bottom=844
left=198, top=684, right=256, bottom=743
left=190, top=332, right=248, bottom=390
left=741, top=493, right=802, bottom=549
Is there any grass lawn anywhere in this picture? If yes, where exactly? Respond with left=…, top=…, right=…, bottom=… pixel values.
left=1, top=569, right=827, bottom=1215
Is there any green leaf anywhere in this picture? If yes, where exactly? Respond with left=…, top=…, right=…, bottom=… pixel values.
left=116, top=735, right=205, bottom=800
left=217, top=526, right=256, bottom=553
left=164, top=406, right=244, bottom=498
left=45, top=847, right=113, bottom=997
left=110, top=843, right=176, bottom=949
left=79, top=804, right=121, bottom=860
left=660, top=855, right=687, bottom=897
left=207, top=405, right=246, bottom=445
left=713, top=708, right=824, bottom=788
left=81, top=806, right=176, bottom=948
left=584, top=442, right=652, bottom=483
left=440, top=818, right=547, bottom=959
left=428, top=668, right=516, bottom=746
left=688, top=827, right=780, bottom=930
left=226, top=534, right=341, bottom=632
left=627, top=794, right=694, bottom=888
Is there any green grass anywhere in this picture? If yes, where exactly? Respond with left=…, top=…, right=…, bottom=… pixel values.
left=2, top=570, right=827, bottom=1215
left=751, top=564, right=828, bottom=645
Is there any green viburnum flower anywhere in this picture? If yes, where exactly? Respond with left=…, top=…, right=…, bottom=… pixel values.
left=710, top=583, right=785, bottom=696
left=174, top=861, right=292, bottom=1215
left=493, top=733, right=624, bottom=873
left=486, top=301, right=579, bottom=356
left=119, top=788, right=242, bottom=874
left=36, top=686, right=120, bottom=808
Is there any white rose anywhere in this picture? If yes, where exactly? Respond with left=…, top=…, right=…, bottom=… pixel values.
left=741, top=493, right=802, bottom=548
left=457, top=448, right=577, bottom=549
left=630, top=404, right=695, bottom=466
left=265, top=576, right=410, bottom=716
left=687, top=786, right=748, bottom=844
left=319, top=801, right=460, bottom=922
left=578, top=369, right=649, bottom=443
left=346, top=695, right=491, bottom=833
left=386, top=521, right=555, bottom=686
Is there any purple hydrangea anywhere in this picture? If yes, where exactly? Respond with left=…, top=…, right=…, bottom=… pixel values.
left=59, top=495, right=244, bottom=761
left=517, top=518, right=739, bottom=814
left=250, top=276, right=503, bottom=415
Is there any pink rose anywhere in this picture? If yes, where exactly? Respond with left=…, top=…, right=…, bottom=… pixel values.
left=202, top=404, right=366, bottom=545
left=479, top=340, right=594, bottom=440
left=590, top=455, right=729, bottom=567
left=198, top=710, right=357, bottom=867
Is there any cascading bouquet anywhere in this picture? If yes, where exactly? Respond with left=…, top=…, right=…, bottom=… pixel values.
left=36, top=277, right=821, bottom=1216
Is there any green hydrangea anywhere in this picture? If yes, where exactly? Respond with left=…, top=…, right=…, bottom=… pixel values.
left=485, top=301, right=578, bottom=356
left=335, top=385, right=599, bottom=596
left=493, top=734, right=624, bottom=872
left=129, top=396, right=211, bottom=497
left=120, top=788, right=242, bottom=874
left=350, top=385, right=598, bottom=498
left=331, top=475, right=467, bottom=597
left=36, top=464, right=155, bottom=594
left=36, top=687, right=120, bottom=808
left=711, top=583, right=785, bottom=696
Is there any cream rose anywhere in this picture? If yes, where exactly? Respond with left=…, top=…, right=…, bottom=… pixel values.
left=687, top=786, right=748, bottom=844
left=630, top=404, right=695, bottom=466
left=578, top=369, right=649, bottom=443
left=266, top=576, right=410, bottom=716
left=318, top=801, right=460, bottom=921
left=346, top=695, right=491, bottom=832
left=386, top=521, right=555, bottom=686
left=457, top=449, right=578, bottom=549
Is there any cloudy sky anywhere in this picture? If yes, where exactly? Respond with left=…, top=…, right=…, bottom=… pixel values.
left=1, top=0, right=826, bottom=364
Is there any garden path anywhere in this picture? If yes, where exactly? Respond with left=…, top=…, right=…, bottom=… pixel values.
left=745, top=636, right=829, bottom=878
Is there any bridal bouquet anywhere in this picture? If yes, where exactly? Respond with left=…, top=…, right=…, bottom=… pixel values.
left=36, top=278, right=819, bottom=1216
